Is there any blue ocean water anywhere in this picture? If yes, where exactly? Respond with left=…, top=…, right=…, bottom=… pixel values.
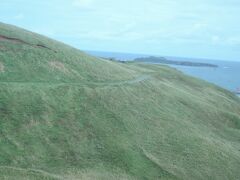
left=87, top=51, right=240, bottom=93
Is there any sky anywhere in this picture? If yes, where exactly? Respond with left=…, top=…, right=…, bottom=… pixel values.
left=0, top=0, right=240, bottom=61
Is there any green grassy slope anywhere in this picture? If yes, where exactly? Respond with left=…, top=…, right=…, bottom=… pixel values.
left=1, top=22, right=240, bottom=180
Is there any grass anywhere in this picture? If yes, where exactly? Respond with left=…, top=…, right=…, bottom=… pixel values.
left=0, top=22, right=240, bottom=179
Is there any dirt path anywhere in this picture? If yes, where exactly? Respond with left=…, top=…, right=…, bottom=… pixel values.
left=0, top=74, right=152, bottom=87
left=93, top=74, right=151, bottom=86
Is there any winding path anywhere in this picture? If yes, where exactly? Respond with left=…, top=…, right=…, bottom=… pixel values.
left=0, top=74, right=152, bottom=86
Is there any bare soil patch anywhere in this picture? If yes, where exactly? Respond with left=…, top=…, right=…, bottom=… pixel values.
left=0, top=45, right=6, bottom=51
left=0, top=34, right=29, bottom=45
left=0, top=34, right=56, bottom=52
left=49, top=61, right=69, bottom=73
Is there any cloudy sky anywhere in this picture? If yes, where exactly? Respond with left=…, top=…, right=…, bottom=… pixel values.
left=0, top=0, right=240, bottom=61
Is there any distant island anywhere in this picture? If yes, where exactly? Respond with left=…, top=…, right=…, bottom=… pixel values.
left=234, top=87, right=240, bottom=95
left=134, top=56, right=218, bottom=68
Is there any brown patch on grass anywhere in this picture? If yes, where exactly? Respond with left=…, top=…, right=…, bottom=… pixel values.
left=0, top=34, right=31, bottom=45
left=0, top=45, right=6, bottom=51
left=49, top=61, right=69, bottom=73
left=0, top=34, right=57, bottom=53
left=0, top=62, right=4, bottom=72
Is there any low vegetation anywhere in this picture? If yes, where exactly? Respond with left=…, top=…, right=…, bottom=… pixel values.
left=0, top=22, right=240, bottom=179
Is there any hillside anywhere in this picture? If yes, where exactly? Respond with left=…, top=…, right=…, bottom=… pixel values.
left=0, top=22, right=240, bottom=180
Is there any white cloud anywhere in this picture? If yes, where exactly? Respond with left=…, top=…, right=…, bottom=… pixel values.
left=72, top=0, right=93, bottom=8
left=31, top=28, right=56, bottom=37
left=192, top=22, right=207, bottom=31
left=14, top=13, right=24, bottom=20
left=4, top=0, right=237, bottom=60
left=211, top=35, right=221, bottom=45
left=226, top=37, right=240, bottom=45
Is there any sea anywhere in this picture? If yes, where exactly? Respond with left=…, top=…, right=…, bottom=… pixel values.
left=87, top=51, right=240, bottom=95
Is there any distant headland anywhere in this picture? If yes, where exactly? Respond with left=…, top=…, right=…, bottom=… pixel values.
left=134, top=56, right=218, bottom=68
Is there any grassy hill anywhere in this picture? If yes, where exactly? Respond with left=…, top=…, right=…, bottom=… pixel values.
left=0, top=22, right=240, bottom=180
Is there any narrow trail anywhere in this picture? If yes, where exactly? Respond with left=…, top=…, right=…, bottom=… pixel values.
left=0, top=74, right=152, bottom=87
left=93, top=74, right=151, bottom=86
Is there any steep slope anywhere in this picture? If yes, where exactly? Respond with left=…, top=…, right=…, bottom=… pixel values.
left=0, top=22, right=139, bottom=83
left=0, top=22, right=240, bottom=180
